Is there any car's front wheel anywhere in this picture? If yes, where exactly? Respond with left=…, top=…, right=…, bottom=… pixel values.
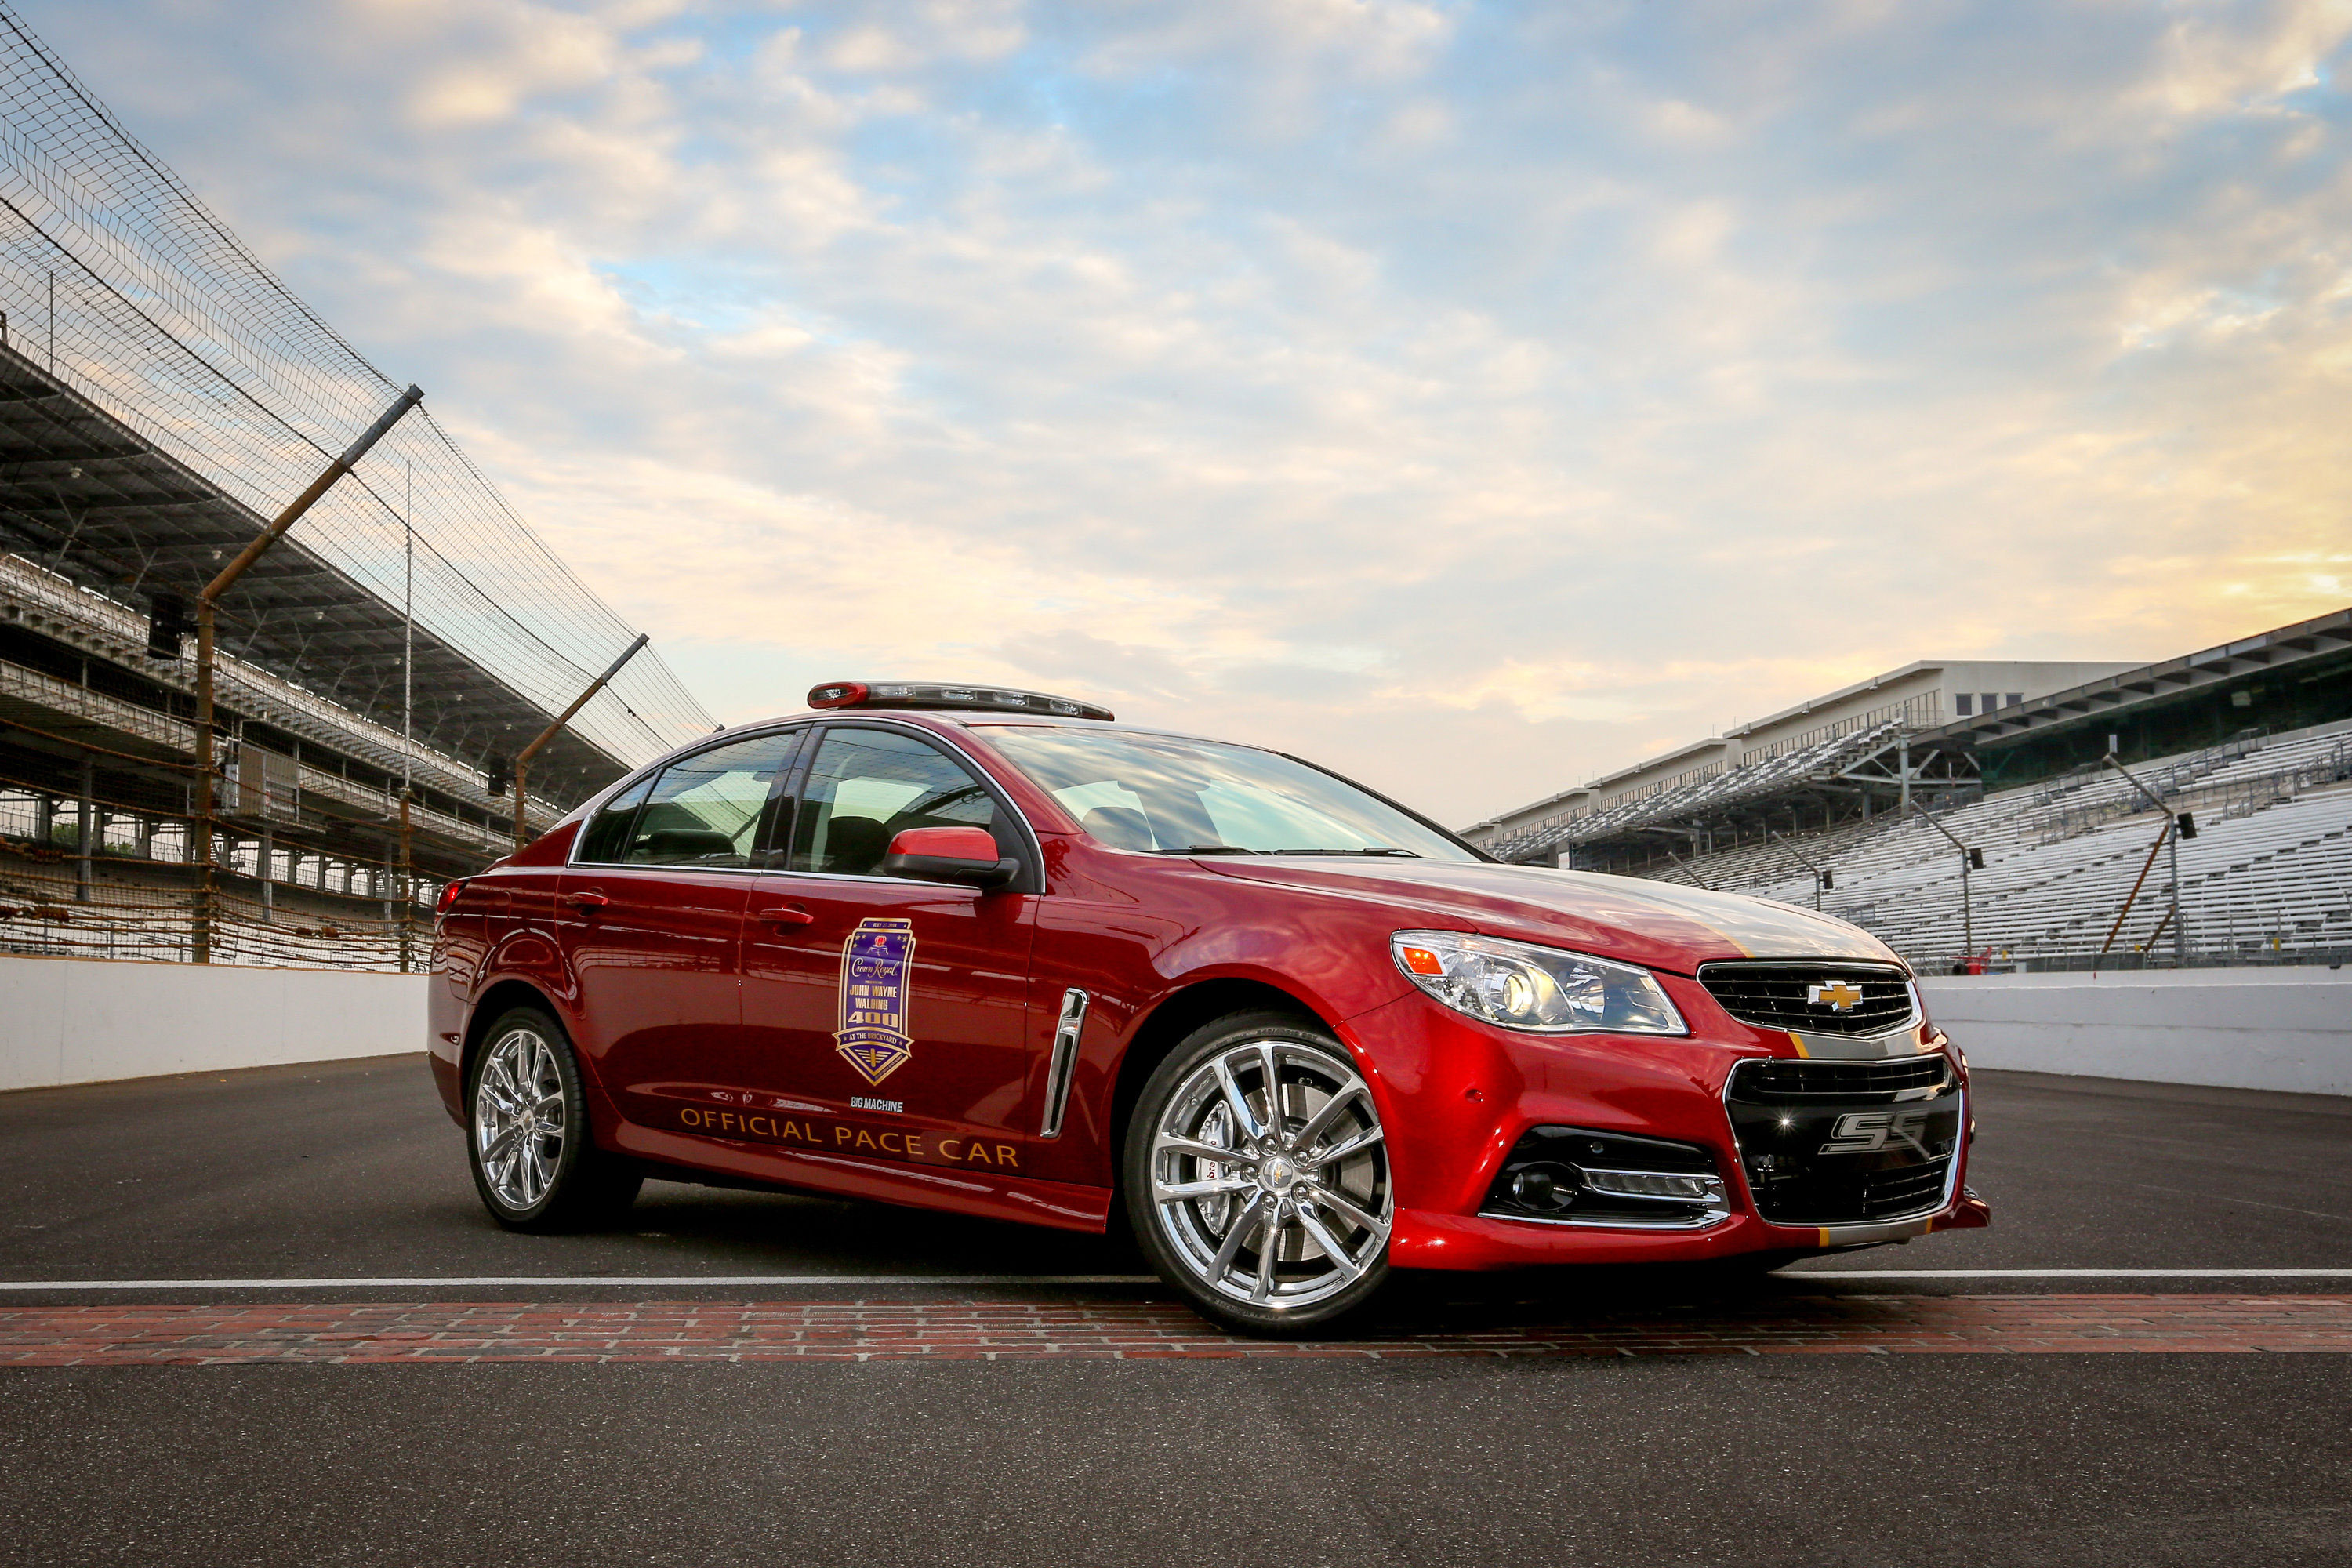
left=466, top=1004, right=641, bottom=1232
left=1124, top=1010, right=1393, bottom=1336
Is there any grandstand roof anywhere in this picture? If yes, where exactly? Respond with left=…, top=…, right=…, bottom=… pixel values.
left=1917, top=607, right=2352, bottom=761
left=0, top=343, right=624, bottom=800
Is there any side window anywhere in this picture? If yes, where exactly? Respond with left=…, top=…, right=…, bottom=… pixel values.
left=575, top=774, right=655, bottom=865
left=620, top=730, right=802, bottom=868
left=790, top=728, right=1002, bottom=877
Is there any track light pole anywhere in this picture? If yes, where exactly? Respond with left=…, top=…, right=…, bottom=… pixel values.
left=2102, top=756, right=2190, bottom=968
left=191, top=386, right=423, bottom=962
left=1766, top=826, right=1831, bottom=911
left=1661, top=844, right=1711, bottom=891
left=1911, top=804, right=1981, bottom=964
left=510, top=633, right=650, bottom=854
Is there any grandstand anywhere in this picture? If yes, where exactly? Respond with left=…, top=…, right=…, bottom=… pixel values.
left=0, top=7, right=716, bottom=968
left=1465, top=657, right=2137, bottom=869
left=1462, top=608, right=2352, bottom=971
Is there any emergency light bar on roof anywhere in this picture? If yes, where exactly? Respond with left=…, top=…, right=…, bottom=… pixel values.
left=807, top=681, right=1116, bottom=722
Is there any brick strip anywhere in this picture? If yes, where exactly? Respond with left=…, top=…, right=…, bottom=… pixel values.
left=1, top=1294, right=2348, bottom=1364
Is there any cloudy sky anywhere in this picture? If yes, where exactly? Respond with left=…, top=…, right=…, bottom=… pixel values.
left=28, top=0, right=2352, bottom=825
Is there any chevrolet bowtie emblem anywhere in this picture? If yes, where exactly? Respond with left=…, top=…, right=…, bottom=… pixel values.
left=1808, top=981, right=1864, bottom=1012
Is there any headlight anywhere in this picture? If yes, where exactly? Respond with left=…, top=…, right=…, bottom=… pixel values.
left=1391, top=931, right=1687, bottom=1036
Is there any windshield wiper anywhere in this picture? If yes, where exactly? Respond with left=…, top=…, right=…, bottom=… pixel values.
left=1272, top=848, right=1421, bottom=858
left=1161, top=844, right=1266, bottom=855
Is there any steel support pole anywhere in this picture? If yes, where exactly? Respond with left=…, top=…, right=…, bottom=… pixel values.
left=74, top=756, right=91, bottom=903
left=2097, top=824, right=2169, bottom=965
left=1766, top=826, right=1828, bottom=911
left=2168, top=822, right=2187, bottom=967
left=1663, top=846, right=1711, bottom=891
left=397, top=792, right=414, bottom=975
left=1960, top=857, right=1973, bottom=956
left=2101, top=756, right=2187, bottom=968
left=191, top=386, right=422, bottom=962
left=511, top=633, right=650, bottom=853
left=1911, top=804, right=1976, bottom=964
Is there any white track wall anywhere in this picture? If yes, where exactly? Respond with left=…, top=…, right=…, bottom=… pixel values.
left=0, top=953, right=426, bottom=1091
left=1919, top=967, right=2352, bottom=1097
left=2, top=953, right=2345, bottom=1098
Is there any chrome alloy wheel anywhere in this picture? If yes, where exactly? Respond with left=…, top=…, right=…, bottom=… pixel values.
left=1148, top=1036, right=1392, bottom=1312
left=473, top=1026, right=566, bottom=1211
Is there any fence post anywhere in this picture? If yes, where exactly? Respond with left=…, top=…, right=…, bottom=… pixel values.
left=191, top=386, right=423, bottom=962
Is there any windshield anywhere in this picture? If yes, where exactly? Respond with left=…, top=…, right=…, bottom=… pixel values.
left=982, top=726, right=1479, bottom=861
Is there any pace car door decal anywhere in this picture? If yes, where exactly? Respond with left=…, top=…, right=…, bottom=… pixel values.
left=836, top=916, right=917, bottom=1086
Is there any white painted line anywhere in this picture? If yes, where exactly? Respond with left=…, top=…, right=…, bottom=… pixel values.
left=1781, top=1268, right=2352, bottom=1279
left=0, top=1275, right=1161, bottom=1291
left=2, top=1268, right=2348, bottom=1291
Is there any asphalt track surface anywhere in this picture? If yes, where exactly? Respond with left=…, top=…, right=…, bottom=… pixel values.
left=4, top=1057, right=2351, bottom=1566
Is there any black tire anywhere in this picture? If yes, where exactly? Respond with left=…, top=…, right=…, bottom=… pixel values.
left=1123, top=1009, right=1392, bottom=1338
left=464, top=1004, right=641, bottom=1233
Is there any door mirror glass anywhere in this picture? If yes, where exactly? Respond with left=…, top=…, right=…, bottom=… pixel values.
left=883, top=826, right=1014, bottom=888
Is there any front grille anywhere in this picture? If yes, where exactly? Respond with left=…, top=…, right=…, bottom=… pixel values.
left=1697, top=961, right=1917, bottom=1036
left=1736, top=1056, right=1951, bottom=1101
left=1724, top=1056, right=1960, bottom=1226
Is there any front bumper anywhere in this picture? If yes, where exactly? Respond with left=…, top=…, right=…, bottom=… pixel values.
left=1343, top=979, right=1991, bottom=1272
left=1392, top=1195, right=1991, bottom=1270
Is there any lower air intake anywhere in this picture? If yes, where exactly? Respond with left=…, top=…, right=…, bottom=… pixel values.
left=1482, top=1127, right=1730, bottom=1229
left=1725, top=1056, right=1961, bottom=1226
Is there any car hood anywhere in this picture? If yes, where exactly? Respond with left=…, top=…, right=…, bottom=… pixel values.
left=1197, top=856, right=1900, bottom=975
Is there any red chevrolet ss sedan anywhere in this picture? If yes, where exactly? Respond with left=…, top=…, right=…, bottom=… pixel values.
left=430, top=682, right=1987, bottom=1334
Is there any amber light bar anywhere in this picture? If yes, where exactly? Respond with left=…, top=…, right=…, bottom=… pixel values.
left=807, top=681, right=1116, bottom=721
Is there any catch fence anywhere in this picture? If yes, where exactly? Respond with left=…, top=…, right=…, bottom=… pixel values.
left=0, top=4, right=714, bottom=768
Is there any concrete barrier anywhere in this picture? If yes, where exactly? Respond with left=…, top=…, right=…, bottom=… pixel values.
left=1919, top=966, right=2352, bottom=1097
left=0, top=953, right=427, bottom=1091
left=5, top=953, right=2345, bottom=1100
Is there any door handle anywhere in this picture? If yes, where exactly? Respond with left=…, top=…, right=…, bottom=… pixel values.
left=564, top=891, right=610, bottom=912
left=754, top=904, right=815, bottom=926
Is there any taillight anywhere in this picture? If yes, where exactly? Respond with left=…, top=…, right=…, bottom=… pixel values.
left=435, top=879, right=467, bottom=915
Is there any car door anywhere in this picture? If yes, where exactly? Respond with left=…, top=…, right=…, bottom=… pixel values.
left=555, top=728, right=802, bottom=1129
left=739, top=722, right=1040, bottom=1178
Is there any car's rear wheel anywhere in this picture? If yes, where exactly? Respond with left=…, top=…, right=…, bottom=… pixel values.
left=466, top=1005, right=641, bottom=1232
left=1124, top=1011, right=1392, bottom=1337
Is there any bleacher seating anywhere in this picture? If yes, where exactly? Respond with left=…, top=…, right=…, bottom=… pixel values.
left=1635, top=720, right=2352, bottom=967
left=1492, top=718, right=1915, bottom=861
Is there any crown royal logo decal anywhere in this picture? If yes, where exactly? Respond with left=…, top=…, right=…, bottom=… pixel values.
left=836, top=917, right=917, bottom=1085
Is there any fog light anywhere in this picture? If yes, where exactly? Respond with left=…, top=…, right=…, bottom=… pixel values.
left=1508, top=1163, right=1581, bottom=1212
